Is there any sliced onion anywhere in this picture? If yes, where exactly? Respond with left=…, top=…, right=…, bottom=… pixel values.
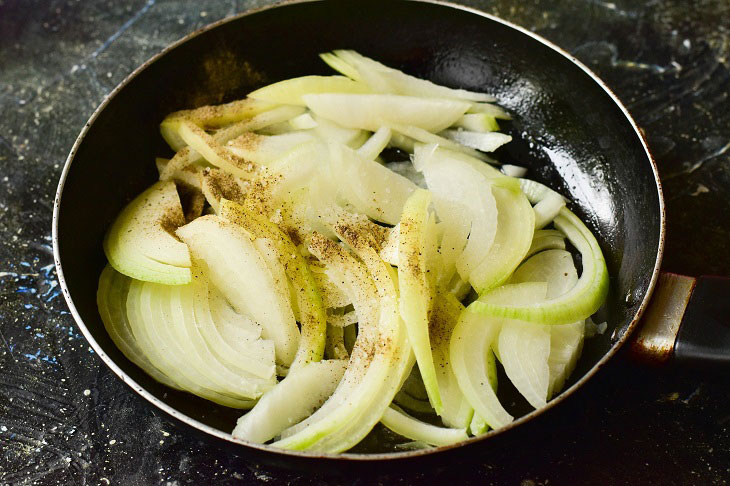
left=176, top=215, right=300, bottom=368
left=191, top=272, right=275, bottom=381
left=510, top=249, right=585, bottom=399
left=429, top=292, right=474, bottom=429
left=356, top=126, right=392, bottom=160
left=218, top=201, right=327, bottom=372
left=97, top=265, right=179, bottom=389
left=274, top=228, right=413, bottom=453
left=381, top=406, right=468, bottom=447
left=103, top=181, right=191, bottom=285
left=328, top=142, right=417, bottom=225
left=161, top=105, right=305, bottom=181
left=526, top=229, right=566, bottom=258
left=303, top=93, right=470, bottom=133
left=413, top=143, right=498, bottom=282
left=232, top=360, right=347, bottom=443
left=248, top=75, right=370, bottom=105
left=450, top=304, right=513, bottom=429
left=440, top=129, right=512, bottom=153
left=474, top=208, right=608, bottom=324
left=226, top=131, right=316, bottom=166
left=160, top=98, right=276, bottom=150
left=497, top=320, right=551, bottom=408
left=126, top=278, right=255, bottom=408
left=326, top=50, right=496, bottom=102
left=468, top=185, right=534, bottom=293
left=398, top=189, right=442, bottom=414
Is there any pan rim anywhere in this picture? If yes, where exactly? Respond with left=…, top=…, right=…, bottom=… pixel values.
left=52, top=0, right=666, bottom=462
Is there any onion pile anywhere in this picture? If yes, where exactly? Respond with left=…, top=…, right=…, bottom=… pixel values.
left=97, top=50, right=608, bottom=453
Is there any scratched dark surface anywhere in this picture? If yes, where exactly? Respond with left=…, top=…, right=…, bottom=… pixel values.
left=1, top=0, right=729, bottom=484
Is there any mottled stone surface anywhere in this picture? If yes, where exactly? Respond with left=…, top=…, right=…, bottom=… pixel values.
left=1, top=0, right=728, bottom=484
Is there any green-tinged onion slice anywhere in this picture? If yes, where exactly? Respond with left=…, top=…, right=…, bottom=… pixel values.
left=325, top=49, right=496, bottom=102
left=526, top=229, right=566, bottom=258
left=176, top=215, right=300, bottom=368
left=97, top=265, right=179, bottom=389
left=381, top=406, right=468, bottom=447
left=468, top=185, right=535, bottom=293
left=248, top=75, right=371, bottom=105
left=219, top=199, right=327, bottom=371
left=473, top=207, right=608, bottom=324
left=450, top=301, right=516, bottom=429
left=303, top=93, right=470, bottom=133
left=103, top=180, right=191, bottom=285
left=232, top=360, right=347, bottom=444
left=398, top=189, right=442, bottom=414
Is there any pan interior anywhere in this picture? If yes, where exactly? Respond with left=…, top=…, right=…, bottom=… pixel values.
left=56, top=0, right=661, bottom=454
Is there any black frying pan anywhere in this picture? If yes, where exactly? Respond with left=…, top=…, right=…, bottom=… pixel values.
left=53, top=0, right=670, bottom=472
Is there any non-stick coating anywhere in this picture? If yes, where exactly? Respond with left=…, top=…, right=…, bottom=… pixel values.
left=54, top=0, right=662, bottom=470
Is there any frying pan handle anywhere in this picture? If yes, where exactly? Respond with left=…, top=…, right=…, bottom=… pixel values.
left=629, top=273, right=730, bottom=366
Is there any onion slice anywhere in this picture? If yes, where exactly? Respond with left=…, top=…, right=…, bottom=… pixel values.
left=219, top=200, right=327, bottom=371
left=232, top=360, right=347, bottom=443
left=381, top=406, right=468, bottom=447
left=398, top=189, right=442, bottom=414
left=473, top=208, right=608, bottom=324
left=176, top=215, right=300, bottom=368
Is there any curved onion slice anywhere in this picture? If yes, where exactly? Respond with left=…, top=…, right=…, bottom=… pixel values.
left=509, top=249, right=584, bottom=399
left=302, top=93, right=469, bottom=133
left=103, top=181, right=191, bottom=285
left=546, top=321, right=585, bottom=398
left=168, top=282, right=271, bottom=398
left=381, top=406, right=468, bottom=447
left=429, top=291, right=473, bottom=429
left=356, top=126, right=392, bottom=160
left=398, top=189, right=441, bottom=414
left=450, top=301, right=516, bottom=430
left=248, top=75, right=371, bottom=105
left=278, top=233, right=380, bottom=439
left=526, top=229, right=566, bottom=258
left=160, top=98, right=276, bottom=150
left=126, top=279, right=255, bottom=408
left=208, top=284, right=262, bottom=341
left=440, top=129, right=512, bottom=153
left=473, top=208, right=608, bottom=324
left=328, top=143, right=417, bottom=225
left=219, top=200, right=327, bottom=371
left=160, top=105, right=305, bottom=181
left=309, top=261, right=352, bottom=309
left=324, top=50, right=496, bottom=102
left=176, top=215, right=300, bottom=368
left=452, top=113, right=500, bottom=132
left=468, top=185, right=535, bottom=293
left=226, top=131, right=316, bottom=166
left=274, top=229, right=413, bottom=453
left=190, top=268, right=276, bottom=380
left=497, top=319, right=551, bottom=409
left=232, top=360, right=347, bottom=443
left=413, top=144, right=498, bottom=282
left=468, top=345, right=499, bottom=436
left=97, top=265, right=178, bottom=389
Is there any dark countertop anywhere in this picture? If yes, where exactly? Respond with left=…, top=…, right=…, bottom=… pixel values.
left=1, top=0, right=728, bottom=484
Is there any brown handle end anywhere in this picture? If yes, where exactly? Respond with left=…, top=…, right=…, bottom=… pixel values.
left=628, top=272, right=696, bottom=365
